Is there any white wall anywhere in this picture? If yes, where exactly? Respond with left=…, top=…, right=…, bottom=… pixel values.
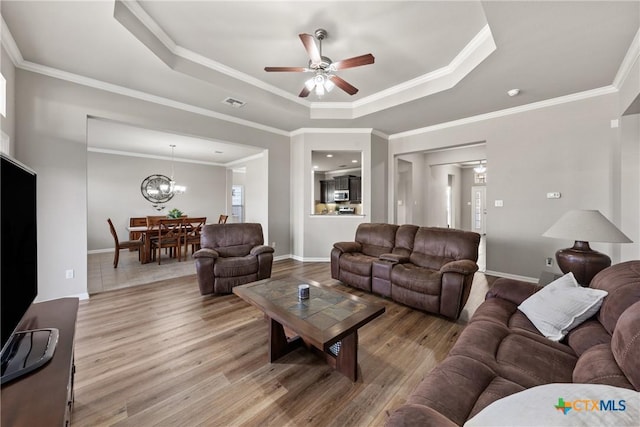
left=390, top=92, right=638, bottom=280
left=87, top=151, right=227, bottom=250
left=14, top=69, right=290, bottom=302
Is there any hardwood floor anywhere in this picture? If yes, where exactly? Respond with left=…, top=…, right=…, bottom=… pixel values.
left=72, top=259, right=492, bottom=426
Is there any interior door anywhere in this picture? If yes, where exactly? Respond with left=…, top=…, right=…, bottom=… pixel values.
left=471, top=186, right=486, bottom=234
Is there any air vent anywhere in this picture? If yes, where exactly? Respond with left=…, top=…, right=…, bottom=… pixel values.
left=222, top=97, right=246, bottom=108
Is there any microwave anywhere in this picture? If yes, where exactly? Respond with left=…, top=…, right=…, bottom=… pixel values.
left=334, top=190, right=349, bottom=201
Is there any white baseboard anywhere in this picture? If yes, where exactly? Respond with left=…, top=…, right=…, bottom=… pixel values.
left=88, top=248, right=113, bottom=255
left=290, top=255, right=330, bottom=263
left=273, top=254, right=292, bottom=262
left=484, top=270, right=538, bottom=283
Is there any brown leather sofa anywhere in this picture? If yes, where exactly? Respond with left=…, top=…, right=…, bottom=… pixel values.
left=331, top=223, right=481, bottom=319
left=386, top=260, right=640, bottom=426
left=193, top=223, right=274, bottom=295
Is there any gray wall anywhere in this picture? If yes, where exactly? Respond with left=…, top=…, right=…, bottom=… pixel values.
left=390, top=92, right=639, bottom=280
left=14, top=69, right=290, bottom=301
left=88, top=151, right=227, bottom=250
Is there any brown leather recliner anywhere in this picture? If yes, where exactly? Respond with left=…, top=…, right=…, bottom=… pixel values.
left=193, top=223, right=274, bottom=295
left=331, top=223, right=481, bottom=319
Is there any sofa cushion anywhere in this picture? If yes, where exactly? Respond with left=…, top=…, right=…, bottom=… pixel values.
left=566, top=319, right=612, bottom=357
left=391, top=263, right=442, bottom=294
left=213, top=255, right=258, bottom=277
left=409, top=227, right=480, bottom=270
left=611, top=300, right=640, bottom=390
left=572, top=343, right=635, bottom=389
left=449, top=320, right=576, bottom=388
left=469, top=298, right=540, bottom=335
left=592, top=261, right=640, bottom=335
left=339, top=253, right=378, bottom=276
left=391, top=224, right=419, bottom=257
left=354, top=223, right=398, bottom=257
left=518, top=273, right=607, bottom=341
left=404, top=355, right=526, bottom=426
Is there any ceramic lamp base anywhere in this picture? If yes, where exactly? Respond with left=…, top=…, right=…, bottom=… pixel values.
left=556, top=241, right=611, bottom=287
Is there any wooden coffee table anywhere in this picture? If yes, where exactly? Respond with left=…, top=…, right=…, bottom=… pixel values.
left=233, top=277, right=385, bottom=381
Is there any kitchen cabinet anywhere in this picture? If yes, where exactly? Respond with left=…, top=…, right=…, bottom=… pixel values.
left=320, top=180, right=335, bottom=203
left=349, top=176, right=361, bottom=202
left=333, top=175, right=352, bottom=191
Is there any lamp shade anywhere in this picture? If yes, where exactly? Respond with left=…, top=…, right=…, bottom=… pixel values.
left=542, top=210, right=632, bottom=243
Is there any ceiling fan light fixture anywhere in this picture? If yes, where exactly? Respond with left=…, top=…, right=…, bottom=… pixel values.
left=324, top=76, right=335, bottom=92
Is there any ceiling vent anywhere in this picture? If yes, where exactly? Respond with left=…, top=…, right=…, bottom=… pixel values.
left=222, top=97, right=246, bottom=108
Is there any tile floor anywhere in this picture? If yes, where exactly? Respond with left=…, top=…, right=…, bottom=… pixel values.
left=88, top=249, right=197, bottom=295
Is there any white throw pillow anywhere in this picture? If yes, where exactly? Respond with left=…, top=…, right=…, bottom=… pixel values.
left=517, top=272, right=607, bottom=341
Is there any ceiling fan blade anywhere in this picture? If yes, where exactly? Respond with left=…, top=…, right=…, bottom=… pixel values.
left=299, top=86, right=311, bottom=98
left=332, top=53, right=375, bottom=70
left=299, top=33, right=322, bottom=65
left=329, top=75, right=358, bottom=95
left=264, top=66, right=308, bottom=72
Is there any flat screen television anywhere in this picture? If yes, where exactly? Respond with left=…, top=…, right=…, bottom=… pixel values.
left=1, top=153, right=57, bottom=384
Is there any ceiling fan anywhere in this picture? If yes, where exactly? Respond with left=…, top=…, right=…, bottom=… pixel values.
left=265, top=28, right=375, bottom=98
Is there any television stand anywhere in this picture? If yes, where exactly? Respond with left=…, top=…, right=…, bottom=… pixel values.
left=1, top=328, right=59, bottom=384
left=1, top=298, right=78, bottom=426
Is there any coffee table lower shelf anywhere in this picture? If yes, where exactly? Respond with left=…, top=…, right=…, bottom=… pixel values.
left=269, top=317, right=359, bottom=381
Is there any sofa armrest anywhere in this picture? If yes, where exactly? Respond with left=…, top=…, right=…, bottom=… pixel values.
left=250, top=245, right=275, bottom=256
left=193, top=248, right=220, bottom=259
left=386, top=404, right=458, bottom=427
left=379, top=253, right=410, bottom=263
left=440, top=259, right=478, bottom=275
left=485, top=278, right=542, bottom=305
left=333, top=241, right=362, bottom=253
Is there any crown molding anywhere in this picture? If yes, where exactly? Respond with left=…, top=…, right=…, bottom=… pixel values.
left=88, top=146, right=265, bottom=168
left=389, top=85, right=618, bottom=140
left=87, top=147, right=226, bottom=166
left=613, top=27, right=640, bottom=89
left=290, top=127, right=377, bottom=137
left=114, top=0, right=307, bottom=107
left=309, top=25, right=497, bottom=119
left=1, top=16, right=23, bottom=66
left=223, top=151, right=265, bottom=167
left=17, top=59, right=290, bottom=137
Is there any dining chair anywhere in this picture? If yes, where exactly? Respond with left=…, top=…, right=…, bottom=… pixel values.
left=182, top=216, right=207, bottom=260
left=151, top=218, right=184, bottom=264
left=107, top=218, right=144, bottom=268
left=218, top=214, right=229, bottom=224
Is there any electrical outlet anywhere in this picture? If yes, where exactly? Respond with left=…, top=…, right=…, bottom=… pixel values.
left=65, top=269, right=75, bottom=279
left=271, top=241, right=276, bottom=249
left=545, top=258, right=553, bottom=267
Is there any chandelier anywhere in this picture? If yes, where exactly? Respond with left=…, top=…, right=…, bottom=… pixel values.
left=165, top=144, right=186, bottom=195
left=474, top=161, right=487, bottom=174
left=140, top=145, right=186, bottom=211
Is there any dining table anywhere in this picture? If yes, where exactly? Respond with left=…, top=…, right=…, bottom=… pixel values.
left=128, top=217, right=209, bottom=264
left=127, top=225, right=157, bottom=264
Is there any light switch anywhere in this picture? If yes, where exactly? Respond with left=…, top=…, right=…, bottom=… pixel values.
left=494, top=200, right=504, bottom=207
left=546, top=192, right=561, bottom=199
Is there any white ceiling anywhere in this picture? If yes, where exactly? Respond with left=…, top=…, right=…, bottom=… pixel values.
left=1, top=1, right=638, bottom=161
left=87, top=118, right=264, bottom=165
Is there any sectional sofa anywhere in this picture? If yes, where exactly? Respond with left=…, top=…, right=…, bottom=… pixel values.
left=331, top=223, right=481, bottom=320
left=386, top=260, right=640, bottom=426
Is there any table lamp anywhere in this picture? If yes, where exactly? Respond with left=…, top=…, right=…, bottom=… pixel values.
left=543, top=210, right=632, bottom=286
